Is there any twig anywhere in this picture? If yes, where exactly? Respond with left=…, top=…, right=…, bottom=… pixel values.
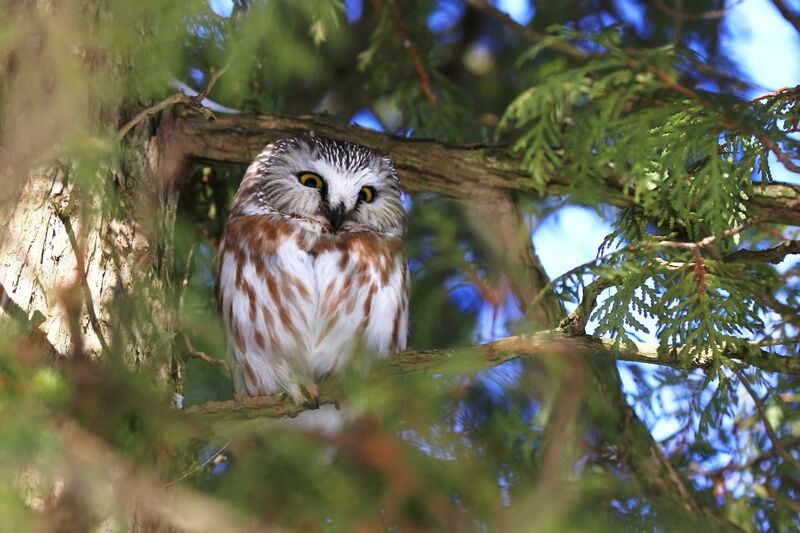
left=770, top=0, right=800, bottom=34
left=181, top=331, right=230, bottom=371
left=164, top=439, right=231, bottom=487
left=692, top=247, right=707, bottom=296
left=117, top=64, right=228, bottom=141
left=176, top=244, right=229, bottom=372
left=753, top=133, right=800, bottom=174
left=386, top=0, right=438, bottom=107
left=749, top=85, right=800, bottom=103
left=732, top=366, right=800, bottom=472
left=655, top=215, right=765, bottom=251
left=654, top=0, right=741, bottom=20
left=559, top=278, right=612, bottom=334
left=466, top=0, right=597, bottom=63
left=0, top=281, right=64, bottom=359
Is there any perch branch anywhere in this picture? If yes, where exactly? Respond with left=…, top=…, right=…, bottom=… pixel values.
left=185, top=329, right=800, bottom=422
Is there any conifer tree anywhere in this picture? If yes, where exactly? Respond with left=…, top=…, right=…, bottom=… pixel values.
left=0, top=1, right=797, bottom=530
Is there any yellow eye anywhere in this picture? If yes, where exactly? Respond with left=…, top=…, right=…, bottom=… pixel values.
left=359, top=186, right=375, bottom=203
left=298, top=172, right=324, bottom=189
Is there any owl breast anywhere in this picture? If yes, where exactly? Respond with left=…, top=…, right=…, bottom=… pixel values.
left=217, top=214, right=409, bottom=397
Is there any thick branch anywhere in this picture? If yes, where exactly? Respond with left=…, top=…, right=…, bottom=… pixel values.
left=770, top=0, right=800, bottom=34
left=185, top=330, right=800, bottom=423
left=167, top=109, right=800, bottom=226
left=723, top=240, right=800, bottom=264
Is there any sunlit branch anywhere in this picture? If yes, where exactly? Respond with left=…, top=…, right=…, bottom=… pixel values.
left=168, top=109, right=800, bottom=227
left=117, top=64, right=228, bottom=142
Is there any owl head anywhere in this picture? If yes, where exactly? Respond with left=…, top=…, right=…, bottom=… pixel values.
left=231, top=134, right=405, bottom=235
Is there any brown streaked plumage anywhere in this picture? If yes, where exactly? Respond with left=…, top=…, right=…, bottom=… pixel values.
left=217, top=134, right=409, bottom=402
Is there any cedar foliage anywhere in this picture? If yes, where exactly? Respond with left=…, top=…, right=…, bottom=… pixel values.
left=0, top=0, right=798, bottom=531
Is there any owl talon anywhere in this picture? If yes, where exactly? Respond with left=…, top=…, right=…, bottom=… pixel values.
left=287, top=384, right=306, bottom=406
left=286, top=383, right=320, bottom=409
left=301, top=383, right=320, bottom=409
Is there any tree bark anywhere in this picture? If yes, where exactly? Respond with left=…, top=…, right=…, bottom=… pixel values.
left=169, top=108, right=800, bottom=225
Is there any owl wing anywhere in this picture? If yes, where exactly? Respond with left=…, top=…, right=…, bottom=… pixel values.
left=217, top=214, right=320, bottom=397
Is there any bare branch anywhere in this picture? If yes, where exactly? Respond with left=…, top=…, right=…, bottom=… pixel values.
left=466, top=0, right=597, bottom=63
left=386, top=0, right=438, bottom=107
left=180, top=331, right=230, bottom=371
left=559, top=278, right=612, bottom=334
left=116, top=64, right=228, bottom=141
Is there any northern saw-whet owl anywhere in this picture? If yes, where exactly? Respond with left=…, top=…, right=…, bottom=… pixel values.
left=217, top=134, right=409, bottom=404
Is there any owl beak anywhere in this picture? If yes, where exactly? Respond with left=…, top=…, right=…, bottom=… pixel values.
left=327, top=203, right=347, bottom=233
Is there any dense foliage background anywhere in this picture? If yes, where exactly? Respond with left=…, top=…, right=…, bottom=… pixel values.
left=0, top=0, right=798, bottom=531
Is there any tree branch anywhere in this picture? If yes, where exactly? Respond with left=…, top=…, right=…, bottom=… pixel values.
left=465, top=0, right=596, bottom=63
left=770, top=0, right=800, bottom=34
left=166, top=109, right=800, bottom=227
left=185, top=329, right=800, bottom=422
left=386, top=0, right=438, bottom=107
left=723, top=240, right=800, bottom=264
left=732, top=367, right=800, bottom=472
left=117, top=64, right=228, bottom=141
left=0, top=281, right=64, bottom=359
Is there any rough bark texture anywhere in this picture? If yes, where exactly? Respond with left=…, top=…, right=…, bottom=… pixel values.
left=0, top=168, right=123, bottom=358
left=169, top=108, right=800, bottom=225
left=0, top=119, right=167, bottom=365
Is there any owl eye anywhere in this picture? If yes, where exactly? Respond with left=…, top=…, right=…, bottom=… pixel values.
left=358, top=186, right=375, bottom=203
left=298, top=172, right=324, bottom=190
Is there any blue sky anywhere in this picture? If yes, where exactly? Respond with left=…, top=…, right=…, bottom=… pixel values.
left=525, top=0, right=800, bottom=440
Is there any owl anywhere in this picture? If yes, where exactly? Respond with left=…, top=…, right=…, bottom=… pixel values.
left=216, top=134, right=409, bottom=405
